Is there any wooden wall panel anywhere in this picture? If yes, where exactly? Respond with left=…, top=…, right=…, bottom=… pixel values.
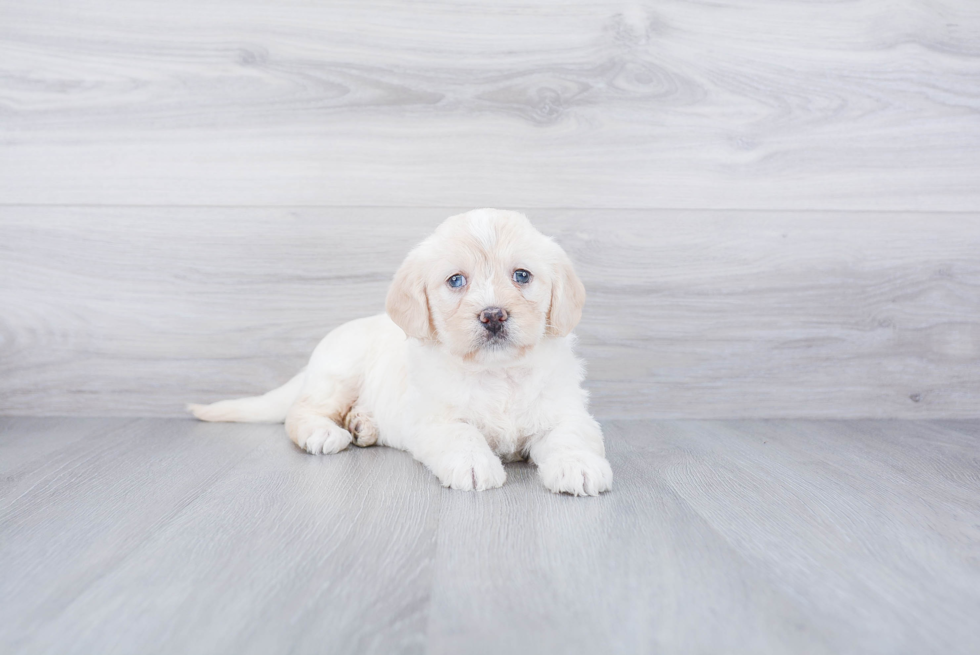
left=1, top=0, right=979, bottom=209
left=3, top=1, right=979, bottom=417
left=2, top=207, right=978, bottom=418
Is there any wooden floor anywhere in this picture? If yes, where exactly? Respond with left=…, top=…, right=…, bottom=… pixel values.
left=2, top=417, right=978, bottom=654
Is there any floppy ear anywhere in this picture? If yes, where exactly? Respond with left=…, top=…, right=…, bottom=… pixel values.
left=546, top=247, right=587, bottom=337
left=386, top=248, right=436, bottom=340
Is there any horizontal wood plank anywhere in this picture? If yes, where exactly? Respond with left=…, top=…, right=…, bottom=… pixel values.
left=1, top=0, right=979, bottom=208
left=2, top=206, right=978, bottom=418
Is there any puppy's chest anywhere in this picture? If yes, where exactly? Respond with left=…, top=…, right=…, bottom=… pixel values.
left=457, top=373, right=549, bottom=459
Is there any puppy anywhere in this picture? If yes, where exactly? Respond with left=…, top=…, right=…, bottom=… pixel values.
left=189, top=209, right=612, bottom=496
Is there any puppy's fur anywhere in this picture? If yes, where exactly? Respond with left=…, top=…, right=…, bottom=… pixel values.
left=189, top=209, right=612, bottom=495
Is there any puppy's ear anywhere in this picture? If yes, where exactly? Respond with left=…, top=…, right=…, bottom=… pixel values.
left=386, top=248, right=435, bottom=340
left=547, top=247, right=587, bottom=337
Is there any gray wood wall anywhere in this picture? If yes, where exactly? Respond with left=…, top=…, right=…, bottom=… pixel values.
left=2, top=1, right=979, bottom=418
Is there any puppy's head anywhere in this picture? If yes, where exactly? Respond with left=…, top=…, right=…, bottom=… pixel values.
left=386, top=209, right=586, bottom=363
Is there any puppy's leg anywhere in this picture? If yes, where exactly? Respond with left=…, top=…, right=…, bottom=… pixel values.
left=408, top=422, right=506, bottom=491
left=285, top=368, right=360, bottom=455
left=530, top=416, right=612, bottom=496
left=285, top=316, right=375, bottom=455
left=285, top=389, right=355, bottom=455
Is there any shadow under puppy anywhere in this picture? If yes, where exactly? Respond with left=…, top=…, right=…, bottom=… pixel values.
left=190, top=208, right=612, bottom=496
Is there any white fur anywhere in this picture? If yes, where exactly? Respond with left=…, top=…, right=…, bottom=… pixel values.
left=189, top=209, right=612, bottom=496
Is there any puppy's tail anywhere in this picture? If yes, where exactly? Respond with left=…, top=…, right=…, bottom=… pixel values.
left=187, top=369, right=306, bottom=423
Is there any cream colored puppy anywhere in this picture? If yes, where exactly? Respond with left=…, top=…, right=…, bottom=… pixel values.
left=189, top=209, right=612, bottom=496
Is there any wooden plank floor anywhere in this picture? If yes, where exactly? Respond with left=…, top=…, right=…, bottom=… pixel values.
left=2, top=418, right=978, bottom=654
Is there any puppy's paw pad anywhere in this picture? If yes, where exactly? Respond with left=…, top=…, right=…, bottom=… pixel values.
left=344, top=408, right=379, bottom=447
left=539, top=452, right=613, bottom=496
left=436, top=450, right=506, bottom=491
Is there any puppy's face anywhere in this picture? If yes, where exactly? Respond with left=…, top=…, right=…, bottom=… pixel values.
left=386, top=209, right=586, bottom=364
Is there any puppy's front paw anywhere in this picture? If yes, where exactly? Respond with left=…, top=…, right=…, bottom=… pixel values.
left=432, top=448, right=506, bottom=491
left=538, top=451, right=613, bottom=496
left=290, top=416, right=353, bottom=455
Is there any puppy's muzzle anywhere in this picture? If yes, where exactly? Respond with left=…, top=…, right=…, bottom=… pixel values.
left=479, top=307, right=509, bottom=335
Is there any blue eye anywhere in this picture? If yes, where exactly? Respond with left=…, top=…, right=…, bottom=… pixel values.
left=447, top=274, right=466, bottom=289
left=513, top=269, right=531, bottom=285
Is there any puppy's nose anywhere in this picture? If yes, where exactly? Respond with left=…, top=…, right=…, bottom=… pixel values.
left=479, top=307, right=509, bottom=333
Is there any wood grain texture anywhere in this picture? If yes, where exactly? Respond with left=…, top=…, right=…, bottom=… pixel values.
left=1, top=418, right=978, bottom=653
left=0, top=419, right=273, bottom=653
left=1, top=0, right=979, bottom=209
left=0, top=416, right=134, bottom=475
left=427, top=419, right=980, bottom=654
left=644, top=419, right=980, bottom=654
left=2, top=207, right=979, bottom=418
left=0, top=418, right=440, bottom=655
